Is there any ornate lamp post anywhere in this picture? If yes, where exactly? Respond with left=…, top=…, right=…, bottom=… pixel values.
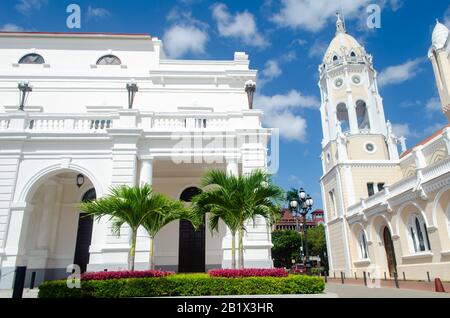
left=289, top=188, right=314, bottom=275
left=126, top=80, right=138, bottom=109
left=18, top=81, right=32, bottom=111
left=245, top=80, right=256, bottom=109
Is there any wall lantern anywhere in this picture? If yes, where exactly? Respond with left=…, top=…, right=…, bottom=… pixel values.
left=245, top=80, right=256, bottom=110
left=18, top=81, right=33, bottom=111
left=76, top=174, right=85, bottom=188
left=126, top=80, right=139, bottom=109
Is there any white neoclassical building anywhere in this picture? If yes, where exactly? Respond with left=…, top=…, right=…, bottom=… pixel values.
left=320, top=16, right=450, bottom=281
left=0, top=31, right=274, bottom=289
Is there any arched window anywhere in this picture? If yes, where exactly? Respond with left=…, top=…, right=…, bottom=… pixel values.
left=356, top=100, right=370, bottom=130
left=19, top=53, right=45, bottom=64
left=96, top=55, right=121, bottom=65
left=180, top=187, right=202, bottom=202
left=358, top=230, right=369, bottom=259
left=336, top=103, right=350, bottom=133
left=329, top=190, right=337, bottom=218
left=407, top=214, right=431, bottom=253
left=333, top=55, right=338, bottom=61
left=350, top=51, right=356, bottom=57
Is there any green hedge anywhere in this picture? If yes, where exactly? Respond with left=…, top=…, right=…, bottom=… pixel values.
left=38, top=274, right=324, bottom=298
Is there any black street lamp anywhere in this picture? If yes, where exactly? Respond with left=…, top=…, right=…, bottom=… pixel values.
left=245, top=80, right=256, bottom=110
left=18, top=81, right=32, bottom=111
left=289, top=188, right=314, bottom=275
left=126, top=80, right=138, bottom=109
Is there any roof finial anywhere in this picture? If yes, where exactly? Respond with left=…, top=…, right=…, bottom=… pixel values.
left=336, top=11, right=346, bottom=34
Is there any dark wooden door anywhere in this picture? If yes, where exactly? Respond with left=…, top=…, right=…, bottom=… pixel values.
left=383, top=227, right=397, bottom=277
left=178, top=187, right=205, bottom=273
left=178, top=219, right=205, bottom=273
left=73, top=213, right=94, bottom=273
left=73, top=188, right=96, bottom=273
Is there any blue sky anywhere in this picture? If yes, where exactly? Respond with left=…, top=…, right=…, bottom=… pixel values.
left=1, top=0, right=449, bottom=208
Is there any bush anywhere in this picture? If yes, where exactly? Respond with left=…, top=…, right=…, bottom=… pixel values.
left=310, top=267, right=325, bottom=276
left=208, top=268, right=288, bottom=278
left=81, top=270, right=174, bottom=281
left=38, top=274, right=324, bottom=298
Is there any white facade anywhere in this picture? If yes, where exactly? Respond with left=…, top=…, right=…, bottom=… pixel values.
left=0, top=32, right=274, bottom=289
left=320, top=17, right=450, bottom=281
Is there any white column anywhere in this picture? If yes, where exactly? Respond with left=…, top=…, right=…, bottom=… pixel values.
left=221, top=157, right=239, bottom=269
left=345, top=69, right=359, bottom=135
left=226, top=159, right=239, bottom=177
left=443, top=128, right=450, bottom=155
left=139, top=158, right=153, bottom=186
left=137, top=158, right=154, bottom=269
left=413, top=146, right=427, bottom=170
left=387, top=138, right=399, bottom=160
left=0, top=202, right=29, bottom=289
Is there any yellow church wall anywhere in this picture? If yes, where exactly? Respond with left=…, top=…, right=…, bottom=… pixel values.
left=346, top=135, right=390, bottom=161
left=328, top=220, right=346, bottom=271
left=348, top=166, right=402, bottom=204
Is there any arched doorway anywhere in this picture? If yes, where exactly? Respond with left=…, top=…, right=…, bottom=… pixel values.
left=73, top=188, right=96, bottom=273
left=18, top=170, right=98, bottom=284
left=178, top=187, right=205, bottom=273
left=382, top=226, right=397, bottom=277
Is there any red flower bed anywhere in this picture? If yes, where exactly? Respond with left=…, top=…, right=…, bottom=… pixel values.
left=208, top=268, right=288, bottom=278
left=81, top=270, right=175, bottom=281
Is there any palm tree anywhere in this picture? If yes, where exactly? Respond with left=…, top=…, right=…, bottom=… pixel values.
left=192, top=169, right=284, bottom=269
left=141, top=196, right=201, bottom=270
left=79, top=185, right=153, bottom=270
left=79, top=184, right=197, bottom=271
left=192, top=180, right=241, bottom=269
left=286, top=187, right=300, bottom=202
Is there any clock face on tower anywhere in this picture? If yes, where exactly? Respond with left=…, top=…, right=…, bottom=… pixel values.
left=335, top=78, right=344, bottom=88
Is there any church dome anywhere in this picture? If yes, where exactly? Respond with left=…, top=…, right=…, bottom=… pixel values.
left=432, top=20, right=449, bottom=50
left=323, top=14, right=366, bottom=64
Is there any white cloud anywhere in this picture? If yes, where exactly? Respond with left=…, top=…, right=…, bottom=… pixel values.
left=0, top=24, right=25, bottom=32
left=266, top=111, right=308, bottom=142
left=259, top=51, right=297, bottom=87
left=87, top=6, right=111, bottom=20
left=388, top=0, right=404, bottom=12
left=444, top=5, right=450, bottom=28
left=262, top=60, right=282, bottom=80
left=163, top=25, right=208, bottom=59
left=308, top=40, right=328, bottom=58
left=15, top=0, right=47, bottom=15
left=211, top=3, right=268, bottom=48
left=426, top=97, right=441, bottom=112
left=271, top=0, right=370, bottom=32
left=391, top=123, right=413, bottom=138
left=271, top=0, right=403, bottom=32
left=377, top=58, right=424, bottom=87
left=255, top=90, right=320, bottom=142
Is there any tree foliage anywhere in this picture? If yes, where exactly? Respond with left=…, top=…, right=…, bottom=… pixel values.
left=271, top=230, right=303, bottom=268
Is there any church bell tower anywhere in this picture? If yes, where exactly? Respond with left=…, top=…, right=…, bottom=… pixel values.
left=319, top=14, right=403, bottom=274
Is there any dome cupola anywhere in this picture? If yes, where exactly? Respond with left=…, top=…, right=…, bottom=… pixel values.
left=323, top=13, right=366, bottom=65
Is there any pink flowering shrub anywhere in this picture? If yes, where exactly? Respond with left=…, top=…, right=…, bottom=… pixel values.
left=81, top=270, right=175, bottom=281
left=208, top=268, right=288, bottom=278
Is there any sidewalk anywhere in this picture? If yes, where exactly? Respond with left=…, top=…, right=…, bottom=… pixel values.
left=0, top=289, right=39, bottom=298
left=326, top=277, right=450, bottom=293
left=326, top=283, right=450, bottom=298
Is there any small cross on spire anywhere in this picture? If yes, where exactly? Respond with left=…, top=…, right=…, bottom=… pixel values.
left=336, top=11, right=346, bottom=34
